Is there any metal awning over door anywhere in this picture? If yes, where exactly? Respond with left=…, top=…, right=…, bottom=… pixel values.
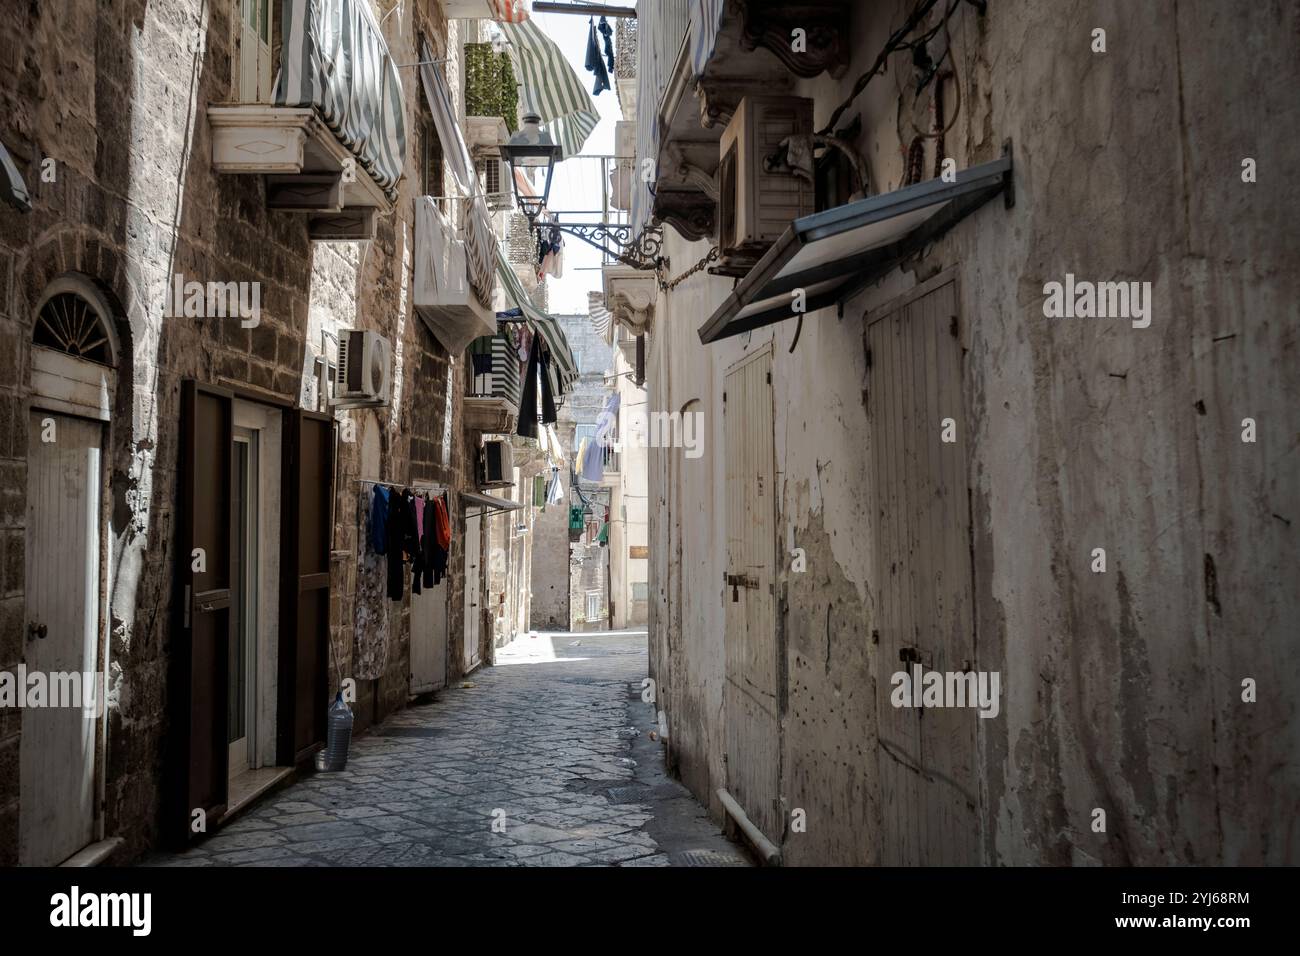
left=697, top=151, right=1014, bottom=344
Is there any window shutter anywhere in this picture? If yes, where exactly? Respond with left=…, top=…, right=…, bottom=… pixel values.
left=277, top=409, right=335, bottom=765
left=168, top=381, right=234, bottom=845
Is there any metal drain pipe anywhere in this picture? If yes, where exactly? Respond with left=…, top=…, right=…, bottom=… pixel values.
left=716, top=788, right=782, bottom=866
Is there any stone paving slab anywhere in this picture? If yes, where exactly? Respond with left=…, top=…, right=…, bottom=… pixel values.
left=141, top=631, right=751, bottom=868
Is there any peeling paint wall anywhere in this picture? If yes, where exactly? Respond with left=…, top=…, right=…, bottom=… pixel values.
left=645, top=0, right=1299, bottom=865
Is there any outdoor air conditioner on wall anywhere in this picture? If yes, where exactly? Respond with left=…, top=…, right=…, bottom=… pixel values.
left=334, top=329, right=392, bottom=406
left=477, top=158, right=513, bottom=211
left=717, top=95, right=815, bottom=272
left=480, top=439, right=515, bottom=488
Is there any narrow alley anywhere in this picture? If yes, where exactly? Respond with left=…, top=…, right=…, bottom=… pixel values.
left=1, top=0, right=1296, bottom=924
left=141, top=632, right=748, bottom=868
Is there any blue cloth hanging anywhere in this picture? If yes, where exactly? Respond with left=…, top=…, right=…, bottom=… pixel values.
left=585, top=17, right=610, bottom=96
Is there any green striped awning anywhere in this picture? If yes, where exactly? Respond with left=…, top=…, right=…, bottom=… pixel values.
left=496, top=249, right=578, bottom=389
left=273, top=0, right=407, bottom=197
left=498, top=17, right=598, bottom=160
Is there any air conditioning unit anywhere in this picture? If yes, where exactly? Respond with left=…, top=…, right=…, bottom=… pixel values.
left=480, top=439, right=515, bottom=488
left=717, top=95, right=815, bottom=273
left=334, top=329, right=392, bottom=406
left=477, top=158, right=513, bottom=211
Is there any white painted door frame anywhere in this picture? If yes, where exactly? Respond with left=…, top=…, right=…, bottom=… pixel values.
left=230, top=399, right=282, bottom=773
left=463, top=510, right=483, bottom=672
left=228, top=428, right=259, bottom=777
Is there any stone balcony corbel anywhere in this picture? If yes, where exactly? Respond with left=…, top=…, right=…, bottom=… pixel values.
left=601, top=264, right=659, bottom=338
left=730, top=0, right=851, bottom=80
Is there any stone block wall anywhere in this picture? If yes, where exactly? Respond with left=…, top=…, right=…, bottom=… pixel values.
left=0, top=0, right=475, bottom=862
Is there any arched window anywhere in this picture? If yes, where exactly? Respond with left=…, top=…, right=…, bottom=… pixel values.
left=34, top=291, right=114, bottom=365
left=31, top=274, right=120, bottom=422
left=33, top=275, right=118, bottom=368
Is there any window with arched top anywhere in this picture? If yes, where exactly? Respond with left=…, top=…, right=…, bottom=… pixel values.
left=34, top=289, right=116, bottom=366
left=31, top=273, right=120, bottom=421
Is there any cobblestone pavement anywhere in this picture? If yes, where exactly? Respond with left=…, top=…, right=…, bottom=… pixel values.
left=142, top=630, right=751, bottom=867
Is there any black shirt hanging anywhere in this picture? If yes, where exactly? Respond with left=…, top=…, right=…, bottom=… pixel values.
left=517, top=331, right=541, bottom=438
left=585, top=17, right=610, bottom=96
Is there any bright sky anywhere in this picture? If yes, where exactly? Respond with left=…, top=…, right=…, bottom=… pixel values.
left=520, top=3, right=635, bottom=314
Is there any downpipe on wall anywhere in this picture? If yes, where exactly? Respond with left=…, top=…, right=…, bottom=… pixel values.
left=717, top=788, right=782, bottom=865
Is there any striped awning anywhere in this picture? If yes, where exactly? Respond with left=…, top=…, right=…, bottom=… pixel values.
left=0, top=140, right=31, bottom=213
left=419, top=40, right=496, bottom=306
left=589, top=291, right=612, bottom=338
left=497, top=17, right=599, bottom=159
left=273, top=0, right=407, bottom=197
left=489, top=0, right=532, bottom=22
left=629, top=0, right=688, bottom=234
left=690, top=0, right=725, bottom=76
left=496, top=249, right=578, bottom=388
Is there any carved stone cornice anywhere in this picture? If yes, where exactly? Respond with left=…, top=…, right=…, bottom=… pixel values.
left=729, top=0, right=851, bottom=79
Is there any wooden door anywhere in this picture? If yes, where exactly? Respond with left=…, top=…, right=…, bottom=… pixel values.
left=723, top=346, right=781, bottom=844
left=410, top=496, right=448, bottom=693
left=20, top=411, right=101, bottom=865
left=866, top=271, right=978, bottom=865
left=463, top=511, right=482, bottom=671
left=277, top=409, right=333, bottom=765
left=170, top=382, right=234, bottom=844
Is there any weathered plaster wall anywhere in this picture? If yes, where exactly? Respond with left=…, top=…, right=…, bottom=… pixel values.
left=609, top=336, right=648, bottom=628
left=647, top=0, right=1299, bottom=865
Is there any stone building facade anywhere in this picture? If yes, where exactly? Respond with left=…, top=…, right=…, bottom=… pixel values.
left=0, top=0, right=566, bottom=865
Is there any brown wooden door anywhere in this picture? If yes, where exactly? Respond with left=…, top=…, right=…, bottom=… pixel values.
left=278, top=409, right=334, bottom=765
left=171, top=381, right=234, bottom=844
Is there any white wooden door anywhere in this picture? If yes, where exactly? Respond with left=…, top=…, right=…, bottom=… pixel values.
left=723, top=347, right=781, bottom=844
left=20, top=411, right=101, bottom=866
left=463, top=511, right=482, bottom=672
left=239, top=0, right=272, bottom=103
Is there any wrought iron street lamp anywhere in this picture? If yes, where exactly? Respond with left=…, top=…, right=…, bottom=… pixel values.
left=501, top=113, right=562, bottom=224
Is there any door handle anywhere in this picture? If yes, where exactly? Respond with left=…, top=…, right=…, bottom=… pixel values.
left=27, top=621, right=47, bottom=641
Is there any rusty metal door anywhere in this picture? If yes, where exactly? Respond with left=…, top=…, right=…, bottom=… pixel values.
left=723, top=345, right=781, bottom=844
left=866, top=271, right=979, bottom=865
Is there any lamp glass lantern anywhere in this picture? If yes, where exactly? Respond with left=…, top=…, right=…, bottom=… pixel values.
left=501, top=112, right=562, bottom=224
